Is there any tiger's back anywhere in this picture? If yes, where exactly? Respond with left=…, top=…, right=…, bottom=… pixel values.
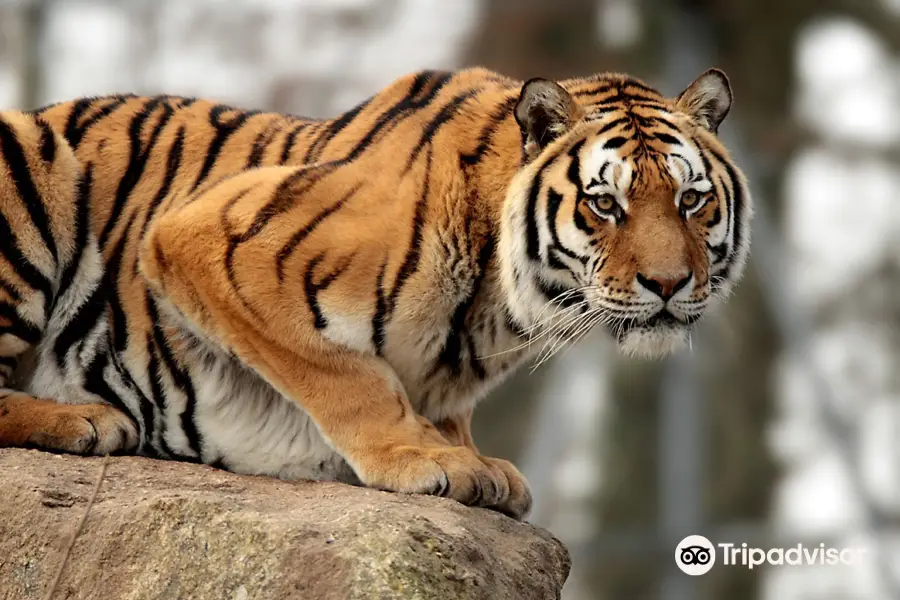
left=0, top=66, right=751, bottom=519
left=1, top=71, right=528, bottom=473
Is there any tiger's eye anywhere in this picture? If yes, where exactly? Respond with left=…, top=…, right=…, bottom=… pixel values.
left=591, top=194, right=616, bottom=213
left=680, top=190, right=702, bottom=209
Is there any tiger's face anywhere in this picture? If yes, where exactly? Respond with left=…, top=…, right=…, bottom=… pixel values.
left=501, top=69, right=751, bottom=359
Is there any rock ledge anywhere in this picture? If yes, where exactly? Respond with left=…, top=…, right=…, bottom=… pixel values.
left=0, top=449, right=569, bottom=600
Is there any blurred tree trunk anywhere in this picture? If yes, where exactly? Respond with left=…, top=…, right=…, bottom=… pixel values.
left=20, top=1, right=48, bottom=110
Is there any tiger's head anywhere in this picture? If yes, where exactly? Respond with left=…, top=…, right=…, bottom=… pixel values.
left=500, top=69, right=752, bottom=359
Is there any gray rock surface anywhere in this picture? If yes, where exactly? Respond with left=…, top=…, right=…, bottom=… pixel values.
left=0, top=449, right=570, bottom=600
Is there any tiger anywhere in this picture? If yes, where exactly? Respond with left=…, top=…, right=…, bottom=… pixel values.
left=0, top=66, right=750, bottom=520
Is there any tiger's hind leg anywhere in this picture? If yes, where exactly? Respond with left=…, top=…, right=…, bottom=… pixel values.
left=0, top=110, right=138, bottom=455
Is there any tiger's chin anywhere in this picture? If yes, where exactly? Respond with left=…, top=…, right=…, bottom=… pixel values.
left=614, top=318, right=691, bottom=359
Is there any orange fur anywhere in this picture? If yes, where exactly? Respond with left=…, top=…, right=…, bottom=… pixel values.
left=0, top=67, right=751, bottom=519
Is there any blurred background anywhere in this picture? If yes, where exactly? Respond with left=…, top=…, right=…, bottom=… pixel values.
left=1, top=0, right=898, bottom=598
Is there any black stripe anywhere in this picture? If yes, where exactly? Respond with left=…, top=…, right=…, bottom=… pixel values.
left=594, top=95, right=665, bottom=110
left=244, top=71, right=453, bottom=221
left=52, top=277, right=105, bottom=369
left=222, top=171, right=322, bottom=298
left=524, top=146, right=566, bottom=262
left=303, top=252, right=355, bottom=329
left=545, top=188, right=583, bottom=264
left=695, top=143, right=714, bottom=174
left=653, top=132, right=681, bottom=146
left=192, top=104, right=260, bottom=191
left=387, top=148, right=432, bottom=311
left=0, top=277, right=20, bottom=301
left=622, top=79, right=661, bottom=96
left=573, top=204, right=593, bottom=235
left=36, top=118, right=57, bottom=163
left=565, top=140, right=586, bottom=189
left=275, top=183, right=361, bottom=282
left=303, top=95, right=373, bottom=164
left=140, top=126, right=185, bottom=239
left=699, top=145, right=732, bottom=248
left=525, top=174, right=544, bottom=262
left=246, top=123, right=279, bottom=168
left=708, top=147, right=745, bottom=257
left=278, top=122, right=310, bottom=164
left=592, top=162, right=611, bottom=188
left=341, top=70, right=453, bottom=164
left=220, top=188, right=256, bottom=303
left=465, top=334, right=486, bottom=380
left=431, top=233, right=495, bottom=379
left=0, top=117, right=58, bottom=262
left=0, top=301, right=41, bottom=344
left=99, top=98, right=175, bottom=247
left=603, top=136, right=627, bottom=149
left=143, top=335, right=168, bottom=457
left=30, top=100, right=63, bottom=116
left=372, top=261, right=389, bottom=354
left=404, top=89, right=479, bottom=172
left=109, top=344, right=158, bottom=455
left=225, top=72, right=455, bottom=296
left=224, top=161, right=335, bottom=264
left=706, top=241, right=728, bottom=263
left=143, top=306, right=185, bottom=460
left=595, top=117, right=630, bottom=136
left=573, top=83, right=615, bottom=98
left=106, top=213, right=137, bottom=353
left=634, top=115, right=680, bottom=133
left=81, top=351, right=140, bottom=439
left=0, top=211, right=53, bottom=306
left=565, top=140, right=600, bottom=234
left=55, top=164, right=92, bottom=305
left=63, top=95, right=132, bottom=147
left=705, top=205, right=722, bottom=228
left=669, top=153, right=694, bottom=180
left=460, top=94, right=518, bottom=166
left=146, top=295, right=204, bottom=459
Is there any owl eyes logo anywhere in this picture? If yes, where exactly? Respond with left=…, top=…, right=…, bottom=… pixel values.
left=681, top=545, right=712, bottom=565
left=675, top=535, right=716, bottom=576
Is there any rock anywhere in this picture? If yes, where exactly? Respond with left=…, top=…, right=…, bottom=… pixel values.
left=0, top=449, right=570, bottom=600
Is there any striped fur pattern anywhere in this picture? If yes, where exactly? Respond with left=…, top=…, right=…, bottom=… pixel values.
left=0, top=67, right=750, bottom=519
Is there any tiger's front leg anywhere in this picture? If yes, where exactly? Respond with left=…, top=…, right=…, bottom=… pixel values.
left=434, top=410, right=533, bottom=519
left=138, top=168, right=520, bottom=517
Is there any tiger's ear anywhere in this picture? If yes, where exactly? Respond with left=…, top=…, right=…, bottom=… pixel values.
left=676, top=68, right=732, bottom=134
left=515, top=78, right=582, bottom=161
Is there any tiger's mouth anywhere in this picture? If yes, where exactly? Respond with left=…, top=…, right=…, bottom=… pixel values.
left=612, top=309, right=696, bottom=358
left=641, top=310, right=682, bottom=329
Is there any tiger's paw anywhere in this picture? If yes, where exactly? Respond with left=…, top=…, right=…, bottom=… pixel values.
left=29, top=403, right=139, bottom=456
left=480, top=456, right=533, bottom=521
left=357, top=445, right=513, bottom=511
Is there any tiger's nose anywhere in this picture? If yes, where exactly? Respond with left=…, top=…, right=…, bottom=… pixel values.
left=636, top=271, right=692, bottom=301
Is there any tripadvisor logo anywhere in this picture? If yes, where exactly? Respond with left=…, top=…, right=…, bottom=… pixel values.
left=675, top=535, right=868, bottom=575
left=675, top=535, right=716, bottom=576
